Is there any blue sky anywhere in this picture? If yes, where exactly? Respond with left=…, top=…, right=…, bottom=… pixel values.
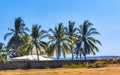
left=0, top=0, right=120, bottom=56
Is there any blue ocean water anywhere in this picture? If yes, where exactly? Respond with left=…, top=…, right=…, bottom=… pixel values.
left=52, top=56, right=120, bottom=60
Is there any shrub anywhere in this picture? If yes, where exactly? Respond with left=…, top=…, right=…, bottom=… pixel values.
left=62, top=62, right=106, bottom=68
left=88, top=62, right=107, bottom=68
left=62, top=63, right=86, bottom=68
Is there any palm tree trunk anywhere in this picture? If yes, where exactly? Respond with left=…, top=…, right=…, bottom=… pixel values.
left=57, top=43, right=60, bottom=60
left=56, top=48, right=59, bottom=60
left=76, top=54, right=78, bottom=59
left=72, top=52, right=74, bottom=60
left=79, top=53, right=82, bottom=60
left=84, top=54, right=86, bottom=62
left=57, top=56, right=59, bottom=60
left=36, top=47, right=39, bottom=61
left=56, top=50, right=59, bottom=60
left=71, top=46, right=74, bottom=60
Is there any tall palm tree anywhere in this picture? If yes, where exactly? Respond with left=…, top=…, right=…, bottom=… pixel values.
left=65, top=21, right=77, bottom=60
left=4, top=17, right=29, bottom=56
left=76, top=20, right=102, bottom=60
left=48, top=23, right=70, bottom=60
left=21, top=25, right=48, bottom=61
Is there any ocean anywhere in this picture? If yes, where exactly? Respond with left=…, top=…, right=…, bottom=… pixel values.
left=52, top=56, right=120, bottom=60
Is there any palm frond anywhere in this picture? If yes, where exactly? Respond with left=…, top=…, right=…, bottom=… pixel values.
left=4, top=32, right=13, bottom=40
left=39, top=30, right=47, bottom=36
left=23, top=27, right=30, bottom=32
left=8, top=28, right=15, bottom=32
left=88, top=37, right=102, bottom=46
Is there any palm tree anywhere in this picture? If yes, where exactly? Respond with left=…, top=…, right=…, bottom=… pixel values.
left=48, top=23, right=70, bottom=60
left=76, top=20, right=102, bottom=60
left=65, top=21, right=77, bottom=60
left=0, top=42, right=7, bottom=62
left=0, top=42, right=5, bottom=57
left=21, top=25, right=48, bottom=61
left=0, top=42, right=5, bottom=51
left=4, top=17, right=29, bottom=56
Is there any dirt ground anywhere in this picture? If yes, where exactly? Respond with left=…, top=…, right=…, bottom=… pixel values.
left=0, top=64, right=120, bottom=75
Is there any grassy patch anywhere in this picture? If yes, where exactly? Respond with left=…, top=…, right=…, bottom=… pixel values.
left=62, top=63, right=106, bottom=68
left=63, top=63, right=86, bottom=68
left=86, top=63, right=106, bottom=68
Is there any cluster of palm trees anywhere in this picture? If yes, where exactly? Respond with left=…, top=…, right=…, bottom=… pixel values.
left=0, top=17, right=102, bottom=61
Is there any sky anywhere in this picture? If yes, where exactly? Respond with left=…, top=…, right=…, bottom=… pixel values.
left=0, top=0, right=120, bottom=56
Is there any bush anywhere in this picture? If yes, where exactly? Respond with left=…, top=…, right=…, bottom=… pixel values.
left=86, top=63, right=106, bottom=68
left=62, top=63, right=86, bottom=68
left=62, top=63, right=106, bottom=68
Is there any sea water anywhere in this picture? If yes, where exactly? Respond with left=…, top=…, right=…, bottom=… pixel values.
left=52, top=56, right=120, bottom=60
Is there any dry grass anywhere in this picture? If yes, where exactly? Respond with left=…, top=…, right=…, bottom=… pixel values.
left=0, top=64, right=120, bottom=75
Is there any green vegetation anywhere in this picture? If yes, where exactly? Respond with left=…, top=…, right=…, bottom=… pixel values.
left=65, top=21, right=77, bottom=60
left=62, top=63, right=106, bottom=68
left=75, top=20, right=102, bottom=60
left=63, top=63, right=86, bottom=68
left=0, top=42, right=7, bottom=63
left=0, top=17, right=101, bottom=61
left=20, top=25, right=48, bottom=61
left=48, top=23, right=70, bottom=60
left=4, top=17, right=29, bottom=57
